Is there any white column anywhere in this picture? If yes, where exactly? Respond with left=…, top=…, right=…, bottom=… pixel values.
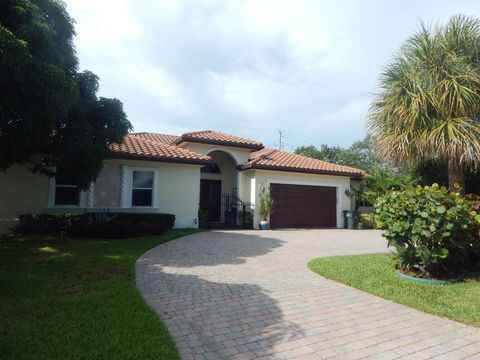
left=87, top=182, right=94, bottom=208
left=120, top=165, right=128, bottom=208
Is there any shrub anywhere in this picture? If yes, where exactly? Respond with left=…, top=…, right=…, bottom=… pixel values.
left=359, top=213, right=376, bottom=229
left=259, top=191, right=274, bottom=222
left=16, top=213, right=175, bottom=239
left=375, top=184, right=480, bottom=277
left=355, top=167, right=417, bottom=206
left=465, top=194, right=480, bottom=239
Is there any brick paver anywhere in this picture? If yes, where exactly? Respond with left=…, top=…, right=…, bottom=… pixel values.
left=136, top=230, right=480, bottom=359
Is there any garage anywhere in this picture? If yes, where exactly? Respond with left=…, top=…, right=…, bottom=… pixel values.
left=270, top=183, right=337, bottom=228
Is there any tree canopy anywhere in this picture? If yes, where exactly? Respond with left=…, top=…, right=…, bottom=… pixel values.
left=0, top=0, right=132, bottom=189
left=368, top=15, right=480, bottom=192
left=294, top=135, right=379, bottom=172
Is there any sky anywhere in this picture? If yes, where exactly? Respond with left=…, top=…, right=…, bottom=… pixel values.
left=66, top=0, right=480, bottom=149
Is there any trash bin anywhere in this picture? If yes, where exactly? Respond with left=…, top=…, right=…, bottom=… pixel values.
left=342, top=210, right=349, bottom=229
left=344, top=210, right=358, bottom=229
left=348, top=212, right=356, bottom=229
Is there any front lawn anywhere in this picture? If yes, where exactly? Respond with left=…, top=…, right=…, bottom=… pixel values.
left=0, top=229, right=201, bottom=360
left=308, top=253, right=480, bottom=327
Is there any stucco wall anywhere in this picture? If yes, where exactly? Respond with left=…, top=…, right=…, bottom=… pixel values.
left=0, top=158, right=202, bottom=232
left=93, top=162, right=121, bottom=207
left=251, top=169, right=353, bottom=229
left=0, top=164, right=50, bottom=233
left=107, top=159, right=202, bottom=228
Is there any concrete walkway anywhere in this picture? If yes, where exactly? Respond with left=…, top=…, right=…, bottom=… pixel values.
left=136, top=230, right=480, bottom=359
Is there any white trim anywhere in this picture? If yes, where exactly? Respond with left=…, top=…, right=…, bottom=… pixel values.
left=87, top=182, right=94, bottom=208
left=120, top=165, right=128, bottom=208
left=47, top=169, right=86, bottom=208
left=127, top=167, right=159, bottom=208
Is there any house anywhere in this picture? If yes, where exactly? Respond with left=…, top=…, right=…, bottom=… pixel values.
left=0, top=130, right=364, bottom=232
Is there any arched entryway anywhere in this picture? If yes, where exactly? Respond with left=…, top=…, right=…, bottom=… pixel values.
left=199, top=150, right=250, bottom=227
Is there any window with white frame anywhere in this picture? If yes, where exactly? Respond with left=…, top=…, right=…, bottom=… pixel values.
left=54, top=171, right=80, bottom=206
left=131, top=170, right=154, bottom=206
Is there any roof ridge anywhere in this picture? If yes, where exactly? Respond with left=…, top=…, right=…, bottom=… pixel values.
left=249, top=148, right=277, bottom=165
left=130, top=135, right=208, bottom=157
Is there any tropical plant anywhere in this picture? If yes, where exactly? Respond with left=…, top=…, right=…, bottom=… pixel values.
left=355, top=167, right=417, bottom=205
left=368, top=15, right=480, bottom=192
left=375, top=184, right=480, bottom=277
left=259, top=191, right=274, bottom=222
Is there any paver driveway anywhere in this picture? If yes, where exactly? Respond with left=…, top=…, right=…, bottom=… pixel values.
left=136, top=230, right=480, bottom=359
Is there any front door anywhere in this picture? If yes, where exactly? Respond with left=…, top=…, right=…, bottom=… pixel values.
left=200, top=180, right=221, bottom=222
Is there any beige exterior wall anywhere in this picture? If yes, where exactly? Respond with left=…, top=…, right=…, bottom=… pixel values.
left=104, top=159, right=202, bottom=228
left=0, top=158, right=202, bottom=232
left=0, top=164, right=50, bottom=233
left=93, top=162, right=121, bottom=207
left=250, top=169, right=353, bottom=229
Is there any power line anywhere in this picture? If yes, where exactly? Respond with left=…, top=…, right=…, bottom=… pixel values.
left=275, top=130, right=287, bottom=150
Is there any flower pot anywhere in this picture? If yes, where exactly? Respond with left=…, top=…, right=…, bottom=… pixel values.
left=395, top=270, right=459, bottom=285
left=259, top=221, right=270, bottom=230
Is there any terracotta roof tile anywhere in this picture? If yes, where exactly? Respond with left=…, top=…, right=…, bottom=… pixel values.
left=109, top=134, right=211, bottom=164
left=176, top=130, right=263, bottom=149
left=242, top=148, right=365, bottom=177
left=130, top=132, right=178, bottom=144
left=108, top=131, right=364, bottom=177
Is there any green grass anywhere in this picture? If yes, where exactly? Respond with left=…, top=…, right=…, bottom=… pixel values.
left=308, top=253, right=480, bottom=327
left=0, top=229, right=202, bottom=360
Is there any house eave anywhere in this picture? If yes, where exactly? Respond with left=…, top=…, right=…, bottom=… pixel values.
left=109, top=152, right=213, bottom=166
left=239, top=164, right=365, bottom=179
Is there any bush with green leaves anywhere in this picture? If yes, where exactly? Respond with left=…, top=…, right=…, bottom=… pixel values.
left=355, top=167, right=417, bottom=206
left=375, top=184, right=480, bottom=277
left=259, top=191, right=274, bottom=222
left=15, top=213, right=175, bottom=239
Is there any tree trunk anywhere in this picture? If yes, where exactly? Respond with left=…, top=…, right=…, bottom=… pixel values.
left=448, top=158, right=465, bottom=194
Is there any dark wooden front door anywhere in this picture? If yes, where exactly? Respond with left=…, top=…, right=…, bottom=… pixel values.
left=200, top=180, right=221, bottom=222
left=270, top=183, right=336, bottom=228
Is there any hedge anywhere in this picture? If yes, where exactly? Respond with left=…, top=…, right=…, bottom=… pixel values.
left=15, top=213, right=175, bottom=239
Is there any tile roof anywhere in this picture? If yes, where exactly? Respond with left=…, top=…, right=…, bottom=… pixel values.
left=130, top=132, right=178, bottom=145
left=108, top=131, right=364, bottom=178
left=241, top=148, right=365, bottom=178
left=109, top=134, right=212, bottom=164
left=176, top=130, right=264, bottom=149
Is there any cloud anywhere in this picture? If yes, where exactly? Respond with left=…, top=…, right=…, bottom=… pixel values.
left=67, top=0, right=480, bottom=148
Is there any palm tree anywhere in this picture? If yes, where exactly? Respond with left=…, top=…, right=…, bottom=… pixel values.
left=368, top=15, right=480, bottom=192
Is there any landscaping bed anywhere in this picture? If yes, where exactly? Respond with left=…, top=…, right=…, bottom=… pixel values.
left=0, top=229, right=201, bottom=359
left=308, top=253, right=480, bottom=327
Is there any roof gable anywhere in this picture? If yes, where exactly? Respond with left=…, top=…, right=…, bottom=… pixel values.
left=109, top=134, right=212, bottom=165
left=242, top=148, right=365, bottom=178
left=175, top=130, right=264, bottom=150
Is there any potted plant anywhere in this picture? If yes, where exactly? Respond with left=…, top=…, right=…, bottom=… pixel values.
left=259, top=191, right=274, bottom=230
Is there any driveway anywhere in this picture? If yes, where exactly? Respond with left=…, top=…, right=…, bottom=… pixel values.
left=136, top=230, right=480, bottom=359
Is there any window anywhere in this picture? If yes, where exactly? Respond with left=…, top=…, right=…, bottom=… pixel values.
left=54, top=172, right=80, bottom=206
left=132, top=171, right=154, bottom=206
left=201, top=163, right=221, bottom=174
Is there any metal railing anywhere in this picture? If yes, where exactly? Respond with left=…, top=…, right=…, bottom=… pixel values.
left=199, top=193, right=253, bottom=229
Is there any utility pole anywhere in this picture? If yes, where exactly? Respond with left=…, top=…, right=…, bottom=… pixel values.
left=277, top=130, right=284, bottom=150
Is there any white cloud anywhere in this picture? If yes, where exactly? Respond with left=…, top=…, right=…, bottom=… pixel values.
left=66, top=0, right=480, bottom=148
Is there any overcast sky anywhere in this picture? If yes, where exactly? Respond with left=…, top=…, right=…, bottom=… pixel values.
left=67, top=0, right=480, bottom=149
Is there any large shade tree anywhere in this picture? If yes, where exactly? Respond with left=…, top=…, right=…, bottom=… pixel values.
left=368, top=15, right=480, bottom=192
left=0, top=0, right=132, bottom=189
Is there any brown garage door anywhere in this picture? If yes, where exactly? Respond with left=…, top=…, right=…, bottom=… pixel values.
left=270, top=183, right=336, bottom=228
